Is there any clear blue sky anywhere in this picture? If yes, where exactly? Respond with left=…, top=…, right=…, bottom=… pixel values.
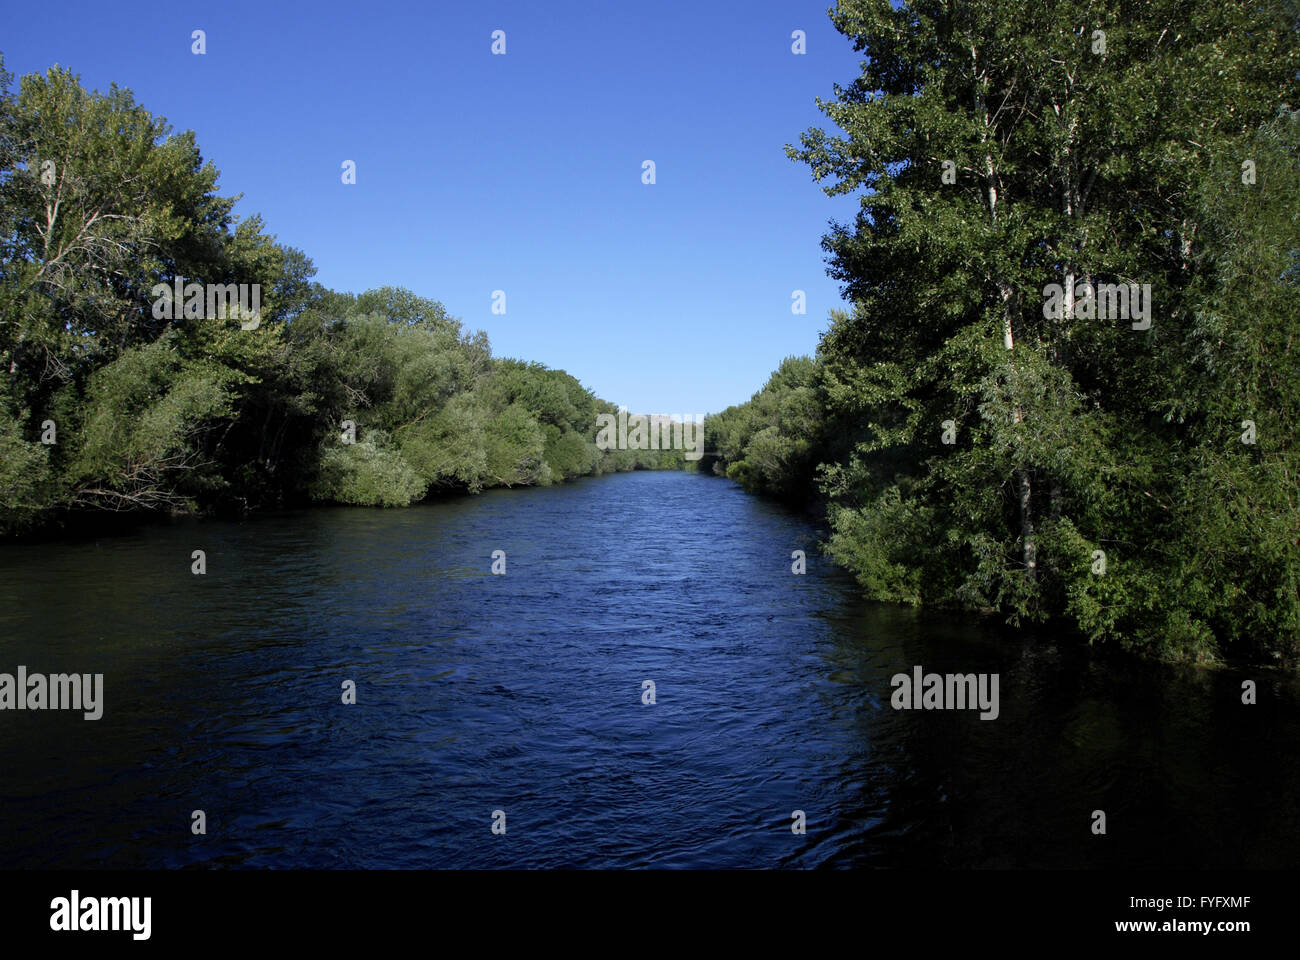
left=2, top=0, right=863, bottom=415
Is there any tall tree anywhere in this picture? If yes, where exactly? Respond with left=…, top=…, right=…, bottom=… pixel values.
left=788, top=0, right=1300, bottom=658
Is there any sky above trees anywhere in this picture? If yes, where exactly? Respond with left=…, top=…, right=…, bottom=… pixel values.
left=0, top=0, right=863, bottom=416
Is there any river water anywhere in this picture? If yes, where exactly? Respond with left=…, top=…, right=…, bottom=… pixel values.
left=1, top=470, right=1297, bottom=868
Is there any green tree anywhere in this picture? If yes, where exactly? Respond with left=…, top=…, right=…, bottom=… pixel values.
left=786, top=0, right=1299, bottom=659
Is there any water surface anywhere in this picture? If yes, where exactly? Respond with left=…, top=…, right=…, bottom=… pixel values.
left=1, top=471, right=1296, bottom=868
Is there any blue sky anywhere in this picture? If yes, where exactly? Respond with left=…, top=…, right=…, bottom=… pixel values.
left=2, top=0, right=863, bottom=415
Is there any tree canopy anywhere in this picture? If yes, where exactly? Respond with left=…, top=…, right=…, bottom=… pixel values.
left=706, top=0, right=1300, bottom=665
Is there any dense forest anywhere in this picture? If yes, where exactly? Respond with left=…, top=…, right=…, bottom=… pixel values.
left=701, top=0, right=1300, bottom=665
left=0, top=56, right=683, bottom=535
left=3, top=0, right=1299, bottom=668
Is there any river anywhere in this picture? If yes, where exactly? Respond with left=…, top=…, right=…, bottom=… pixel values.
left=1, top=469, right=1297, bottom=868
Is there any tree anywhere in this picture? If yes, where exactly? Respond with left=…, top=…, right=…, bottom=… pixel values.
left=784, top=0, right=1300, bottom=659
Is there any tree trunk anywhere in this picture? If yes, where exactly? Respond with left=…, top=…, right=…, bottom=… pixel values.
left=1020, top=468, right=1037, bottom=580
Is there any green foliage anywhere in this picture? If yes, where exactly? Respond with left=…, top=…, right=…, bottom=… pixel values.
left=545, top=427, right=601, bottom=481
left=0, top=60, right=664, bottom=526
left=0, top=402, right=52, bottom=528
left=703, top=355, right=826, bottom=499
left=309, top=428, right=427, bottom=507
left=61, top=336, right=242, bottom=512
left=699, top=0, right=1300, bottom=665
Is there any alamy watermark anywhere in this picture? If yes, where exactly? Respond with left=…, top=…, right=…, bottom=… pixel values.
left=50, top=891, right=150, bottom=940
left=890, top=665, right=999, bottom=720
left=0, top=666, right=103, bottom=719
left=150, top=277, right=262, bottom=330
left=595, top=407, right=705, bottom=461
left=1042, top=280, right=1152, bottom=330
